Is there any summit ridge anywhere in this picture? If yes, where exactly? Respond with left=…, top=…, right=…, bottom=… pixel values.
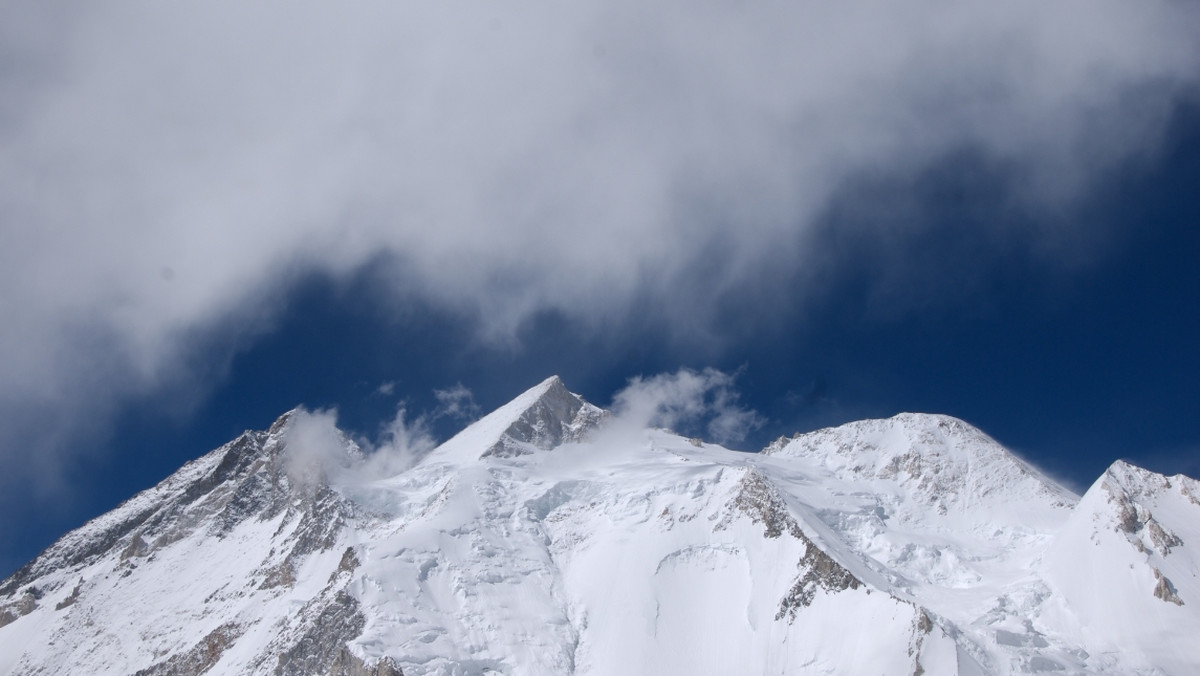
left=2, top=378, right=1199, bottom=675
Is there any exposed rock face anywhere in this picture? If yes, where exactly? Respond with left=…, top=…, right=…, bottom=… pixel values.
left=1104, top=474, right=1184, bottom=557
left=53, top=580, right=81, bottom=610
left=266, top=544, right=376, bottom=676
left=330, top=647, right=404, bottom=676
left=257, top=561, right=296, bottom=590
left=482, top=376, right=606, bottom=458
left=716, top=469, right=803, bottom=539
left=0, top=588, right=39, bottom=629
left=716, top=469, right=863, bottom=620
left=334, top=547, right=360, bottom=578
left=776, top=538, right=863, bottom=620
left=1153, top=568, right=1184, bottom=606
left=121, top=534, right=150, bottom=561
left=274, top=592, right=367, bottom=676
left=910, top=611, right=935, bottom=676
left=134, top=623, right=244, bottom=676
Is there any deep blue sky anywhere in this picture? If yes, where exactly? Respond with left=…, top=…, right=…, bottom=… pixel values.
left=3, top=99, right=1196, bottom=580
left=4, top=3, right=1200, bottom=582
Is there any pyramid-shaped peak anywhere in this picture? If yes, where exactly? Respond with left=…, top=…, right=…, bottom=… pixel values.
left=484, top=375, right=581, bottom=422
left=483, top=376, right=606, bottom=457
left=427, top=376, right=607, bottom=462
left=529, top=374, right=571, bottom=402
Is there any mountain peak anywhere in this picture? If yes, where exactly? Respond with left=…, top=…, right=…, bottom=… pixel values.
left=5, top=389, right=1200, bottom=673
left=765, top=412, right=1001, bottom=467
left=764, top=412, right=1075, bottom=517
left=481, top=376, right=607, bottom=458
left=431, top=376, right=607, bottom=461
left=1101, top=459, right=1179, bottom=496
left=1045, top=457, right=1200, bottom=668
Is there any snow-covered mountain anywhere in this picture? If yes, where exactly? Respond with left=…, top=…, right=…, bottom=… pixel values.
left=2, top=376, right=1198, bottom=675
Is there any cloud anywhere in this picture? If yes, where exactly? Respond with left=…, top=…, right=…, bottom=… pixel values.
left=2, top=0, right=1200, bottom=491
left=609, top=368, right=763, bottom=446
left=284, top=372, right=758, bottom=498
left=359, top=405, right=439, bottom=480
left=283, top=403, right=438, bottom=491
left=433, top=384, right=481, bottom=423
left=282, top=408, right=356, bottom=491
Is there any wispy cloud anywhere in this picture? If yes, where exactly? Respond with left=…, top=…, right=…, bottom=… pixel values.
left=2, top=0, right=1199, bottom=491
left=283, top=403, right=438, bottom=490
left=609, top=368, right=763, bottom=446
left=432, top=384, right=481, bottom=423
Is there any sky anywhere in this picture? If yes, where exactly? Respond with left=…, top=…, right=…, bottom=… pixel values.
left=1, top=0, right=1199, bottom=578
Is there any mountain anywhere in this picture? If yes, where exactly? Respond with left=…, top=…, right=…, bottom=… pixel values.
left=2, top=376, right=1199, bottom=675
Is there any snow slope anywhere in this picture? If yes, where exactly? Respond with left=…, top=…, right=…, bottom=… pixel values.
left=2, top=377, right=1198, bottom=675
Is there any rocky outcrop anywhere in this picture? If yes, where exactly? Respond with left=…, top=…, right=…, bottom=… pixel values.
left=715, top=469, right=803, bottom=539
left=776, top=538, right=863, bottom=620
left=134, top=622, right=245, bottom=676
left=330, top=647, right=404, bottom=676
left=715, top=469, right=863, bottom=621
left=53, top=579, right=82, bottom=610
left=1153, top=568, right=1184, bottom=606
left=274, top=592, right=367, bottom=676
left=271, top=545, right=371, bottom=675
left=1104, top=473, right=1184, bottom=557
left=0, top=587, right=39, bottom=628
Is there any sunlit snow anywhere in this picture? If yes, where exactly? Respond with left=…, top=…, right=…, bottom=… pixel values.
left=2, top=377, right=1198, bottom=674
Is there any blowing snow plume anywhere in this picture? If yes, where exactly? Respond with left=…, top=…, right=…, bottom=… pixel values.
left=3, top=0, right=1200, bottom=491
left=283, top=405, right=438, bottom=492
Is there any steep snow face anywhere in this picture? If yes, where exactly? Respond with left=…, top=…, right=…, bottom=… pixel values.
left=351, top=429, right=958, bottom=676
left=1045, top=461, right=1200, bottom=674
left=761, top=414, right=1092, bottom=673
left=1, top=381, right=1199, bottom=675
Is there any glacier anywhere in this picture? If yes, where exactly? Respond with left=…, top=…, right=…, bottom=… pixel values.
left=1, top=375, right=1198, bottom=675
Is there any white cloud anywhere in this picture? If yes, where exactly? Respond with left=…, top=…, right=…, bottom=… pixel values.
left=283, top=404, right=437, bottom=490
left=282, top=408, right=355, bottom=491
left=358, top=405, right=439, bottom=480
left=2, top=0, right=1199, bottom=489
left=610, top=368, right=763, bottom=446
left=433, top=384, right=481, bottom=423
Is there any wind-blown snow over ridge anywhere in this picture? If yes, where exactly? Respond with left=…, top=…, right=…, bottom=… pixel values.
left=2, top=378, right=1199, bottom=675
